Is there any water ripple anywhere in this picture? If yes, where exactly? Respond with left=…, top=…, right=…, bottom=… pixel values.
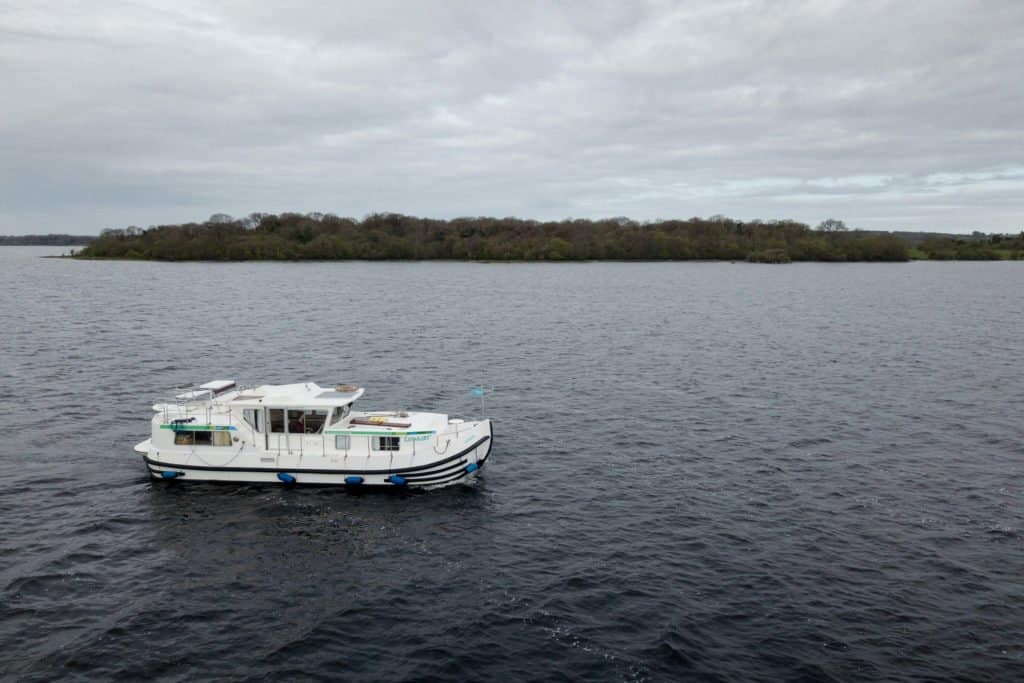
left=0, top=251, right=1022, bottom=680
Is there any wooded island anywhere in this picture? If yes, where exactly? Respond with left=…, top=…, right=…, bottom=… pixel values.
left=72, top=213, right=1023, bottom=262
left=1, top=234, right=94, bottom=246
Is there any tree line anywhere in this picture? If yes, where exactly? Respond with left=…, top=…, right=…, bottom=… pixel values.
left=0, top=234, right=94, bottom=246
left=76, top=213, right=918, bottom=262
left=915, top=232, right=1024, bottom=260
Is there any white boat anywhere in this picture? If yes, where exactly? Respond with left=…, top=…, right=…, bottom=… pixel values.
left=134, top=380, right=493, bottom=489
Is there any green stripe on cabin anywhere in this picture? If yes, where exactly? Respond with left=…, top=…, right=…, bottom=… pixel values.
left=324, top=429, right=436, bottom=437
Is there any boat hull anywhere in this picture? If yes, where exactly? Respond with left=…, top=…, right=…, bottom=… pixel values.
left=137, top=426, right=493, bottom=490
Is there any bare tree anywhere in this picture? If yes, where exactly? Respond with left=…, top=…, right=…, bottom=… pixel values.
left=816, top=218, right=848, bottom=232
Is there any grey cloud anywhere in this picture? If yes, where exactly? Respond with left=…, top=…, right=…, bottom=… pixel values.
left=0, top=0, right=1021, bottom=233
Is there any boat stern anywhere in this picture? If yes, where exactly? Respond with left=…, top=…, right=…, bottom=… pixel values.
left=465, top=418, right=494, bottom=471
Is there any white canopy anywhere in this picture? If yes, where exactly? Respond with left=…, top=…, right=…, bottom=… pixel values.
left=229, top=382, right=365, bottom=408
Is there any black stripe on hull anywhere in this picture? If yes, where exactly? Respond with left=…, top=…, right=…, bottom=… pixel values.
left=146, top=463, right=477, bottom=488
left=402, top=469, right=471, bottom=487
left=400, top=459, right=468, bottom=481
left=143, top=435, right=490, bottom=476
left=145, top=432, right=495, bottom=485
left=409, top=438, right=494, bottom=486
left=402, top=438, right=492, bottom=482
left=399, top=434, right=488, bottom=477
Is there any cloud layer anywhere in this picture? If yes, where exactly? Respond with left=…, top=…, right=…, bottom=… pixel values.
left=1, top=0, right=1022, bottom=233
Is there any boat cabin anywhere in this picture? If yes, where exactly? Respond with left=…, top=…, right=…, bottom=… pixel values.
left=154, top=381, right=449, bottom=459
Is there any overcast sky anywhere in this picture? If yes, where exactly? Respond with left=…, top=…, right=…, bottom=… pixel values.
left=1, top=1, right=1021, bottom=235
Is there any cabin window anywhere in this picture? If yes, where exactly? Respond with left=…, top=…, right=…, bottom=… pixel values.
left=269, top=409, right=285, bottom=433
left=288, top=409, right=327, bottom=434
left=174, top=430, right=232, bottom=446
left=374, top=436, right=400, bottom=451
left=303, top=410, right=327, bottom=433
left=243, top=409, right=262, bottom=432
left=330, top=405, right=351, bottom=425
left=335, top=435, right=351, bottom=450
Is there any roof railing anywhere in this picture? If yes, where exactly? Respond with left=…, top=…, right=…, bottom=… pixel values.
left=159, top=381, right=251, bottom=424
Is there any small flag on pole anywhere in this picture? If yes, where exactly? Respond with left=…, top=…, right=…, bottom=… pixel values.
left=470, top=386, right=486, bottom=415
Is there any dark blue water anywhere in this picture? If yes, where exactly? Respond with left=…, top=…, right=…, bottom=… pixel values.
left=1, top=247, right=1022, bottom=681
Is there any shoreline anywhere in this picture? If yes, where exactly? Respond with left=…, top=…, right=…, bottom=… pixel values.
left=50, top=254, right=1022, bottom=263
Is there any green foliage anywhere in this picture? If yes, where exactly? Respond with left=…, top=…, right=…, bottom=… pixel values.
left=746, top=248, right=792, bottom=263
left=76, top=213, right=914, bottom=262
left=919, top=234, right=1024, bottom=260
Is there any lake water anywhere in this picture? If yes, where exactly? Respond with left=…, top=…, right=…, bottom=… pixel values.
left=1, top=247, right=1022, bottom=681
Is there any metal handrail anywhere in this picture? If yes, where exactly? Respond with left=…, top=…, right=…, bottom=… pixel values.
left=158, top=383, right=255, bottom=424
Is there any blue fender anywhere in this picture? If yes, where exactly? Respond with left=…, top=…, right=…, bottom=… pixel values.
left=277, top=472, right=297, bottom=484
left=388, top=475, right=407, bottom=486
left=466, top=462, right=479, bottom=473
left=344, top=476, right=364, bottom=485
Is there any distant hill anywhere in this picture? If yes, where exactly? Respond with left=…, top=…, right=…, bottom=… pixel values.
left=0, top=234, right=95, bottom=246
left=861, top=229, right=1024, bottom=259
left=864, top=230, right=988, bottom=244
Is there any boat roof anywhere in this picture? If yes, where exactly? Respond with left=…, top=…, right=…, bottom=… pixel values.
left=228, top=382, right=365, bottom=408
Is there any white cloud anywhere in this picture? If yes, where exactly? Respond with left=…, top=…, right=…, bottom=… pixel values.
left=0, top=0, right=1022, bottom=233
